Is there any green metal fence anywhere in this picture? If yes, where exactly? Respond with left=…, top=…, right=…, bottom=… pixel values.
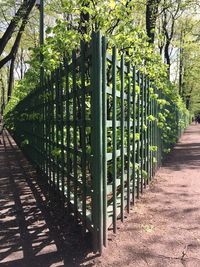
left=6, top=32, right=189, bottom=253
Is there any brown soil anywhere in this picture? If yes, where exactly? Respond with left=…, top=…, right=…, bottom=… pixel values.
left=1, top=124, right=200, bottom=267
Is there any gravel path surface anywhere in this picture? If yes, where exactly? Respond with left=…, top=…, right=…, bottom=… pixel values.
left=1, top=124, right=200, bottom=267
left=88, top=123, right=200, bottom=267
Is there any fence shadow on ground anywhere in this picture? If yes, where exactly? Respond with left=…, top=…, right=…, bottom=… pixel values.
left=0, top=132, right=97, bottom=267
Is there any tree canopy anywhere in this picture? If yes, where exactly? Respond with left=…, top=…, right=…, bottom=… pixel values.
left=0, top=0, right=200, bottom=114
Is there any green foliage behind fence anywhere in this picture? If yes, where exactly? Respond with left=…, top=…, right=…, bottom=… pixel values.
left=5, top=32, right=190, bottom=253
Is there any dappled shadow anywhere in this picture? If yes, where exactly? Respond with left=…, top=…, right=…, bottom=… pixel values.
left=0, top=131, right=96, bottom=267
left=162, top=124, right=200, bottom=171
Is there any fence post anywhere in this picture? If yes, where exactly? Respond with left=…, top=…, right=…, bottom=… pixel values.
left=102, top=36, right=107, bottom=247
left=91, top=31, right=103, bottom=253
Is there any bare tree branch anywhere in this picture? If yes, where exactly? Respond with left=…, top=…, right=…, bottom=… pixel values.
left=0, top=1, right=35, bottom=69
left=0, top=0, right=36, bottom=57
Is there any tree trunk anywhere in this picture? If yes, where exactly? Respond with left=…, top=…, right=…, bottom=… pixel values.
left=0, top=4, right=32, bottom=69
left=179, top=47, right=183, bottom=96
left=179, top=29, right=184, bottom=96
left=164, top=40, right=170, bottom=76
left=0, top=0, right=36, bottom=60
left=7, top=57, right=15, bottom=101
left=2, top=9, right=31, bottom=100
left=0, top=74, right=6, bottom=112
left=79, top=1, right=90, bottom=34
left=146, top=0, right=161, bottom=44
left=20, top=47, right=24, bottom=79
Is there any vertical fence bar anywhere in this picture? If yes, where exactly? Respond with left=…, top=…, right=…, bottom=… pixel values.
left=136, top=70, right=140, bottom=198
left=144, top=76, right=147, bottom=187
left=60, top=65, right=65, bottom=205
left=156, top=90, right=160, bottom=169
left=151, top=91, right=154, bottom=178
left=44, top=78, right=48, bottom=179
left=120, top=54, right=125, bottom=222
left=132, top=66, right=136, bottom=204
left=143, top=76, right=146, bottom=188
left=47, top=77, right=52, bottom=186
left=72, top=51, right=78, bottom=221
left=80, top=41, right=87, bottom=233
left=127, top=62, right=131, bottom=212
left=43, top=79, right=46, bottom=175
left=158, top=90, right=162, bottom=166
left=55, top=69, right=60, bottom=194
left=146, top=78, right=150, bottom=183
left=155, top=90, right=159, bottom=171
left=64, top=58, right=71, bottom=213
left=52, top=73, right=56, bottom=188
left=45, top=80, right=47, bottom=182
left=152, top=94, right=155, bottom=175
left=58, top=67, right=62, bottom=198
left=39, top=90, right=42, bottom=170
left=91, top=32, right=103, bottom=252
left=49, top=75, right=52, bottom=186
left=45, top=79, right=48, bottom=177
left=112, top=46, right=117, bottom=234
left=153, top=91, right=156, bottom=172
left=102, top=36, right=107, bottom=247
left=157, top=90, right=160, bottom=167
left=50, top=76, right=53, bottom=186
left=140, top=74, right=144, bottom=194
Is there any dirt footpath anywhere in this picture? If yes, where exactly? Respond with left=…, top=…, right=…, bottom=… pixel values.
left=86, top=123, right=200, bottom=267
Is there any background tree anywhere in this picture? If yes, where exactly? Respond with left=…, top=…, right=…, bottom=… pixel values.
left=178, top=17, right=200, bottom=114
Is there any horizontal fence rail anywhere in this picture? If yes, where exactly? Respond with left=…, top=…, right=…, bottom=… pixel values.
left=5, top=32, right=190, bottom=253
